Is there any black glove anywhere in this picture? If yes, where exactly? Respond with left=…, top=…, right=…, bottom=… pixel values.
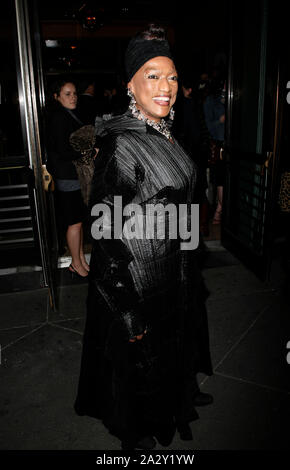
left=120, top=309, right=147, bottom=341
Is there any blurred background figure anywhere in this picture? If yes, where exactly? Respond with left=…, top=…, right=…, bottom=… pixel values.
left=173, top=76, right=200, bottom=157
left=173, top=75, right=210, bottom=236
left=198, top=72, right=210, bottom=92
left=77, top=78, right=99, bottom=125
left=98, top=78, right=129, bottom=120
left=203, top=74, right=226, bottom=225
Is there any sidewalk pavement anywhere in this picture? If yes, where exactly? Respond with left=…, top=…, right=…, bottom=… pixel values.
left=0, top=250, right=289, bottom=450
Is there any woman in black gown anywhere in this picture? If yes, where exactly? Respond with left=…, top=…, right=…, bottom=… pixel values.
left=74, top=24, right=212, bottom=450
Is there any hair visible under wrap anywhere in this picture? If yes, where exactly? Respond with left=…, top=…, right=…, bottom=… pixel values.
left=125, top=24, right=173, bottom=82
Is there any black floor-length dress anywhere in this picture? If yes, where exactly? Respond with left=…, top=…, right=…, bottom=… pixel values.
left=74, top=110, right=212, bottom=446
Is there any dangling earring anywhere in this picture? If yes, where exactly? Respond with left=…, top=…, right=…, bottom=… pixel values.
left=128, top=88, right=138, bottom=116
left=169, top=107, right=175, bottom=121
left=127, top=88, right=136, bottom=105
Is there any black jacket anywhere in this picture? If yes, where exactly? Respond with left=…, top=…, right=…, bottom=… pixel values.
left=74, top=110, right=213, bottom=431
left=46, top=105, right=82, bottom=179
left=89, top=111, right=202, bottom=341
left=77, top=94, right=99, bottom=125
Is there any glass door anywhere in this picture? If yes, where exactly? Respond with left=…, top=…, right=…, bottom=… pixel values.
left=222, top=0, right=282, bottom=280
left=0, top=0, right=58, bottom=308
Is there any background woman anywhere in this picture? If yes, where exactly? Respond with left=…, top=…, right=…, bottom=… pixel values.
left=74, top=25, right=212, bottom=449
left=46, top=79, right=89, bottom=277
left=203, top=78, right=226, bottom=224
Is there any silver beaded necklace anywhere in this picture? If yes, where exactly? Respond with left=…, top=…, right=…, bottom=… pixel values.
left=128, top=90, right=174, bottom=141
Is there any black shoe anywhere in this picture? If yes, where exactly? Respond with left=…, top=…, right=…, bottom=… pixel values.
left=193, top=392, right=213, bottom=407
left=153, top=423, right=176, bottom=447
left=68, top=264, right=88, bottom=280
left=176, top=422, right=193, bottom=441
left=121, top=435, right=156, bottom=450
left=136, top=436, right=156, bottom=450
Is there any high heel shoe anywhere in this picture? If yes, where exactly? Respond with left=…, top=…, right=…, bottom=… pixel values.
left=82, top=262, right=90, bottom=272
left=68, top=264, right=88, bottom=279
left=176, top=422, right=193, bottom=441
left=121, top=435, right=156, bottom=450
left=153, top=422, right=176, bottom=447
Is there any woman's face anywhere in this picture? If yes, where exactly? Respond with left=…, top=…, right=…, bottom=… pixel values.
left=128, top=56, right=178, bottom=122
left=55, top=82, right=77, bottom=110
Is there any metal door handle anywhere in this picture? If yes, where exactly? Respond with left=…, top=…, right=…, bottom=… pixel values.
left=264, top=151, right=273, bottom=169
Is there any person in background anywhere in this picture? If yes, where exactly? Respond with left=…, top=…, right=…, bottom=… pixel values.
left=46, top=78, right=89, bottom=278
left=173, top=77, right=210, bottom=236
left=203, top=77, right=225, bottom=224
left=198, top=72, right=210, bottom=93
left=77, top=78, right=99, bottom=125
left=173, top=77, right=200, bottom=157
left=98, top=79, right=129, bottom=120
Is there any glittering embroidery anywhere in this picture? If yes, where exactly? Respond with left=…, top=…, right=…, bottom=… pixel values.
left=129, top=99, right=174, bottom=140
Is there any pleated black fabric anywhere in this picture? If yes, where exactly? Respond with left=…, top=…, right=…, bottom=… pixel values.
left=74, top=110, right=212, bottom=446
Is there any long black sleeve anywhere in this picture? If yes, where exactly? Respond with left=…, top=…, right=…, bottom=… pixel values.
left=89, top=134, right=147, bottom=340
left=49, top=110, right=81, bottom=161
left=46, top=107, right=83, bottom=179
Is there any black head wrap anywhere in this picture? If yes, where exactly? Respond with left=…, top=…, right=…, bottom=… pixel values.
left=125, top=34, right=173, bottom=82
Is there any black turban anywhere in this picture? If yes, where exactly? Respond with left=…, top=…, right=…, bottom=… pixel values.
left=125, top=36, right=173, bottom=82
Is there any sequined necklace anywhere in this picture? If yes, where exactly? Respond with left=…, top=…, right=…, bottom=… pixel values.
left=129, top=100, right=174, bottom=141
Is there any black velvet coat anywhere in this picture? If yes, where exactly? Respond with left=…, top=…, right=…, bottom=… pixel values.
left=74, top=110, right=212, bottom=446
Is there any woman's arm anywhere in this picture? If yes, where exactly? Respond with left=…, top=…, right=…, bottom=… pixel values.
left=50, top=112, right=82, bottom=161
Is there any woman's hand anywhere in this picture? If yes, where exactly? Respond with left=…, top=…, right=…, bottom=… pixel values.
left=129, top=329, right=147, bottom=343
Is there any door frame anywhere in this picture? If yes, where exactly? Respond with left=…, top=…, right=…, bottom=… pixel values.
left=221, top=0, right=283, bottom=280
left=14, top=0, right=57, bottom=309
